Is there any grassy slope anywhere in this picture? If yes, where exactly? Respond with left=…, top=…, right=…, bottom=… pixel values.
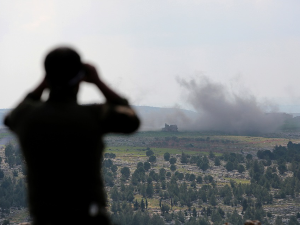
left=104, top=131, right=299, bottom=212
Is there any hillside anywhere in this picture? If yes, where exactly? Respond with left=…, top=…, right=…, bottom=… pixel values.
left=0, top=107, right=198, bottom=131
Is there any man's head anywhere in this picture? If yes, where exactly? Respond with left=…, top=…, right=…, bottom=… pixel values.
left=44, top=47, right=83, bottom=88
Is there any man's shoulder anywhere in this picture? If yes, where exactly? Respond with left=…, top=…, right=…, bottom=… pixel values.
left=79, top=103, right=111, bottom=120
left=4, top=97, right=42, bottom=130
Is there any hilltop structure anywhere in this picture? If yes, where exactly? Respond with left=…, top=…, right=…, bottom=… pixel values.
left=162, top=123, right=178, bottom=132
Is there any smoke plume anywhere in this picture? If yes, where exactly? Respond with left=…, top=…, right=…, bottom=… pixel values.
left=176, top=76, right=285, bottom=134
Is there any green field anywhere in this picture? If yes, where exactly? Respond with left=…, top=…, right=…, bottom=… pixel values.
left=105, top=146, right=223, bottom=157
left=105, top=131, right=295, bottom=156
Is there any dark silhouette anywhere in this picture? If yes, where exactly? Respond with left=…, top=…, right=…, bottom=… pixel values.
left=4, top=47, right=140, bottom=225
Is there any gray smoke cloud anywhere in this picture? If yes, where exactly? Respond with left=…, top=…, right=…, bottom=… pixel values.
left=176, top=76, right=286, bottom=134
left=134, top=76, right=288, bottom=134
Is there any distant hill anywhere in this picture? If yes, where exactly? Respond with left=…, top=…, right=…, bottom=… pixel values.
left=1, top=105, right=298, bottom=132
left=0, top=107, right=197, bottom=131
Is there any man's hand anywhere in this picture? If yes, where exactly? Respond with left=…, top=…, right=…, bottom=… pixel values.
left=82, top=63, right=101, bottom=85
left=82, top=63, right=124, bottom=103
left=28, top=77, right=49, bottom=100
left=40, top=77, right=49, bottom=89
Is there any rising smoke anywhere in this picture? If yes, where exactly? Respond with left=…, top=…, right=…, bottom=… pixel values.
left=136, top=76, right=287, bottom=134
left=176, top=76, right=285, bottom=134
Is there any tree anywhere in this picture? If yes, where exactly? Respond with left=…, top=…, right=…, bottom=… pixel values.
left=238, top=164, right=245, bottom=173
left=242, top=198, right=248, bottom=212
left=214, top=157, right=221, bottom=166
left=151, top=214, right=165, bottom=225
left=164, top=152, right=170, bottom=161
left=227, top=209, right=243, bottom=225
left=161, top=204, right=170, bottom=215
left=288, top=216, right=300, bottom=225
left=146, top=149, right=154, bottom=156
left=13, top=170, right=18, bottom=177
left=275, top=216, right=283, bottom=225
left=169, top=157, right=177, bottom=165
left=5, top=143, right=14, bottom=158
left=189, top=174, right=196, bottom=181
left=204, top=175, right=213, bottom=183
left=111, top=165, right=118, bottom=173
left=200, top=191, right=207, bottom=203
left=199, top=217, right=210, bottom=225
left=127, top=192, right=134, bottom=202
left=191, top=181, right=197, bottom=188
left=159, top=168, right=166, bottom=178
left=164, top=213, right=172, bottom=222
left=278, top=163, right=287, bottom=175
left=226, top=162, right=234, bottom=171
left=192, top=207, right=197, bottom=217
left=170, top=164, right=176, bottom=172
left=177, top=211, right=185, bottom=223
left=161, top=180, right=166, bottom=190
left=121, top=167, right=130, bottom=180
left=211, top=210, right=222, bottom=223
left=146, top=184, right=154, bottom=197
left=103, top=159, right=113, bottom=168
left=209, top=151, right=215, bottom=159
left=144, top=162, right=151, bottom=171
left=104, top=171, right=114, bottom=187
left=111, top=202, right=118, bottom=214
left=206, top=207, right=212, bottom=216
left=149, top=155, right=156, bottom=163
left=209, top=194, right=217, bottom=206
left=104, top=152, right=116, bottom=159
left=181, top=152, right=188, bottom=164
left=185, top=173, right=190, bottom=181
left=203, top=156, right=209, bottom=164
left=246, top=154, right=253, bottom=160
left=250, top=160, right=264, bottom=182
left=2, top=220, right=9, bottom=225
left=177, top=172, right=184, bottom=180
left=110, top=186, right=119, bottom=201
left=137, top=162, right=144, bottom=168
left=199, top=161, right=209, bottom=171
left=7, top=156, right=15, bottom=168
left=196, top=175, right=203, bottom=184
left=147, top=176, right=153, bottom=184
left=134, top=199, right=139, bottom=210
left=140, top=199, right=145, bottom=211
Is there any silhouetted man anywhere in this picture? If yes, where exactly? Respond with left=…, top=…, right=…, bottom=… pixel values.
left=4, top=47, right=140, bottom=225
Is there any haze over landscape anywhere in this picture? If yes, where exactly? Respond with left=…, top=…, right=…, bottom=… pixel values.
left=3, top=2, right=300, bottom=225
left=1, top=1, right=300, bottom=112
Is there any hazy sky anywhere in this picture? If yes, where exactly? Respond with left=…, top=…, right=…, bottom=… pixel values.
left=1, top=0, right=300, bottom=111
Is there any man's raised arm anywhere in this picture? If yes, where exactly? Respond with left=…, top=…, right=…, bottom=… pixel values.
left=83, top=63, right=140, bottom=133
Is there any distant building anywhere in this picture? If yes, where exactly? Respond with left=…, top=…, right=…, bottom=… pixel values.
left=162, top=123, right=178, bottom=132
